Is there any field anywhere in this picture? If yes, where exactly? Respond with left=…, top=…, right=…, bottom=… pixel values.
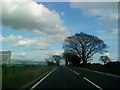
left=2, top=65, right=56, bottom=88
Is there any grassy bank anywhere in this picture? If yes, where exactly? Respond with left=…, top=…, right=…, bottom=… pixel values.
left=80, top=65, right=120, bottom=76
left=2, top=65, right=56, bottom=88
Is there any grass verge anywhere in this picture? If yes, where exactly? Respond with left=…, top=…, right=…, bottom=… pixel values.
left=2, top=65, right=56, bottom=88
left=80, top=65, right=120, bottom=76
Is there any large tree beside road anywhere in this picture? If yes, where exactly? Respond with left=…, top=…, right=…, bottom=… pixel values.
left=63, top=32, right=108, bottom=65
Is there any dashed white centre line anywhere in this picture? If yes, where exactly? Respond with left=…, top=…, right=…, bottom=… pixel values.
left=83, top=77, right=103, bottom=90
left=69, top=69, right=79, bottom=75
left=69, top=68, right=103, bottom=89
left=73, top=71, right=79, bottom=75
left=30, top=67, right=57, bottom=90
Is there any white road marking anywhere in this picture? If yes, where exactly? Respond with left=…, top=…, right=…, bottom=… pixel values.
left=30, top=67, right=57, bottom=90
left=73, top=71, right=79, bottom=75
left=69, top=68, right=79, bottom=75
left=83, top=77, right=103, bottom=90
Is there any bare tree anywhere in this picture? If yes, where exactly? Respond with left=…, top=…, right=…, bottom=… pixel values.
left=99, top=55, right=111, bottom=65
left=63, top=32, right=108, bottom=65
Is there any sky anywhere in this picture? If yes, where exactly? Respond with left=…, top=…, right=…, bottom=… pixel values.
left=0, top=0, right=119, bottom=64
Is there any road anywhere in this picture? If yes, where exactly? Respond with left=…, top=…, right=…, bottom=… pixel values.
left=31, top=65, right=120, bottom=89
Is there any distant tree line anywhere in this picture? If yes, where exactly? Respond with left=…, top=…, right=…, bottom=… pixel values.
left=45, top=55, right=62, bottom=66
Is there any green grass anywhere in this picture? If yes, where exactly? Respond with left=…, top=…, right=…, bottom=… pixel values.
left=2, top=65, right=56, bottom=88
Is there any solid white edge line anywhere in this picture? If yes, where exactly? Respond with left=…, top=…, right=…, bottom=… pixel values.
left=83, top=77, right=103, bottom=90
left=30, top=67, right=57, bottom=90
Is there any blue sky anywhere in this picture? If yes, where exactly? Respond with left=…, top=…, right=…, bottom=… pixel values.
left=1, top=0, right=118, bottom=63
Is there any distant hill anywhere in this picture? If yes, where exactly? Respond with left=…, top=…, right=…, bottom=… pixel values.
left=10, top=59, right=47, bottom=65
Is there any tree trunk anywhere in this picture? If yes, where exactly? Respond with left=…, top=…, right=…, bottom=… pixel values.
left=65, top=59, right=68, bottom=65
left=82, top=57, right=87, bottom=65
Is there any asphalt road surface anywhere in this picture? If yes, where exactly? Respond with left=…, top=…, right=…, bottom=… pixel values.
left=31, top=65, right=120, bottom=89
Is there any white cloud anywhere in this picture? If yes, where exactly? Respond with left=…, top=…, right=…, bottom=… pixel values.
left=70, top=2, right=118, bottom=26
left=17, top=53, right=26, bottom=56
left=70, top=0, right=119, bottom=2
left=14, top=39, right=49, bottom=50
left=43, top=50, right=64, bottom=56
left=0, top=34, right=24, bottom=42
left=70, top=2, right=117, bottom=9
left=1, top=34, right=67, bottom=50
left=1, top=35, right=50, bottom=50
left=60, top=12, right=65, bottom=17
left=0, top=35, right=5, bottom=42
left=106, top=28, right=118, bottom=35
left=11, top=52, right=26, bottom=59
left=97, top=28, right=118, bottom=35
left=1, top=0, right=31, bottom=2
left=103, top=52, right=110, bottom=57
left=98, top=35, right=118, bottom=43
left=2, top=0, right=69, bottom=43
